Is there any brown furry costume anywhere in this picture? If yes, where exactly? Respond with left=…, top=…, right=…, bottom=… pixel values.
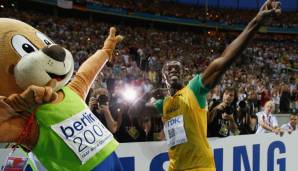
left=0, top=18, right=123, bottom=152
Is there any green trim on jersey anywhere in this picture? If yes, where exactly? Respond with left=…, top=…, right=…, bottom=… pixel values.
left=154, top=99, right=163, bottom=114
left=154, top=74, right=210, bottom=112
left=187, top=74, right=210, bottom=109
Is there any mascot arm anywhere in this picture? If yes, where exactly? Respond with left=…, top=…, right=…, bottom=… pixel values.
left=0, top=97, right=24, bottom=142
left=0, top=116, right=26, bottom=142
left=67, top=50, right=109, bottom=100
left=0, top=115, right=38, bottom=144
left=0, top=96, right=18, bottom=122
left=68, top=27, right=123, bottom=100
left=0, top=97, right=36, bottom=144
left=0, top=89, right=51, bottom=145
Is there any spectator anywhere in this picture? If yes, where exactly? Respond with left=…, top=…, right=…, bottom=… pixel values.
left=280, top=113, right=298, bottom=133
left=238, top=113, right=258, bottom=135
left=113, top=102, right=147, bottom=142
left=280, top=84, right=291, bottom=113
left=260, top=88, right=271, bottom=108
left=248, top=114, right=258, bottom=134
left=208, top=87, right=239, bottom=137
left=140, top=116, right=154, bottom=141
left=256, top=101, right=280, bottom=134
left=235, top=101, right=250, bottom=135
left=246, top=89, right=258, bottom=115
left=88, top=88, right=118, bottom=133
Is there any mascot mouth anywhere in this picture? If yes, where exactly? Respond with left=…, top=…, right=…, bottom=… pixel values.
left=47, top=72, right=67, bottom=81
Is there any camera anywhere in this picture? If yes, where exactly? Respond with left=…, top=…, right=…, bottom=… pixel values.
left=224, top=106, right=234, bottom=115
left=97, top=95, right=109, bottom=106
left=239, top=100, right=246, bottom=109
left=238, top=100, right=248, bottom=115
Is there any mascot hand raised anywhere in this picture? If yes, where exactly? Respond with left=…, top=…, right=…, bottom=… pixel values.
left=0, top=18, right=124, bottom=171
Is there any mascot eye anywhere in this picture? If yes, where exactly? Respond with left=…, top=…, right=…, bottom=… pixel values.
left=22, top=44, right=35, bottom=53
left=44, top=40, right=51, bottom=45
left=12, top=35, right=38, bottom=57
left=36, top=32, right=54, bottom=46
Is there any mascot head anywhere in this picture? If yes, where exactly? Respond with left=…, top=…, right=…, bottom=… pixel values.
left=0, top=18, right=74, bottom=96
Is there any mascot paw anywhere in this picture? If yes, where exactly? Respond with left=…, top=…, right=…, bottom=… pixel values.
left=103, top=27, right=124, bottom=62
left=21, top=79, right=58, bottom=107
left=5, top=79, right=58, bottom=112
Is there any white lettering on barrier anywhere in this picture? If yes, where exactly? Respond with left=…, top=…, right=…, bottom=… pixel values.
left=115, top=132, right=298, bottom=171
left=1, top=132, right=298, bottom=170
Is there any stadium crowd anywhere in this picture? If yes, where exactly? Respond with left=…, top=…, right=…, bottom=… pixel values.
left=1, top=3, right=297, bottom=142
left=89, top=0, right=298, bottom=27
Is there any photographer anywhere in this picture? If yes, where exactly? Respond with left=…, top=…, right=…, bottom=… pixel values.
left=88, top=88, right=118, bottom=133
left=235, top=101, right=258, bottom=135
left=115, top=88, right=166, bottom=142
left=208, top=87, right=239, bottom=137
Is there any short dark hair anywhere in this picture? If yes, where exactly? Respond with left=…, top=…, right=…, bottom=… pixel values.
left=161, top=60, right=182, bottom=75
left=223, top=86, right=236, bottom=94
left=221, top=86, right=237, bottom=99
left=222, top=86, right=238, bottom=107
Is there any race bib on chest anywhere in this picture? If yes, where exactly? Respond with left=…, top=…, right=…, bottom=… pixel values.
left=51, top=108, right=114, bottom=164
left=164, top=115, right=187, bottom=148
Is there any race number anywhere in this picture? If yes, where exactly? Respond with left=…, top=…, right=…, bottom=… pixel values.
left=51, top=108, right=114, bottom=164
left=164, top=115, right=187, bottom=148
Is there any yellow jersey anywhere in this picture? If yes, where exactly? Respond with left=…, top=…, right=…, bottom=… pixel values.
left=155, top=75, right=216, bottom=171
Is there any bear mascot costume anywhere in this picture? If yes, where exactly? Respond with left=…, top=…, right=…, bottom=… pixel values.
left=0, top=18, right=124, bottom=171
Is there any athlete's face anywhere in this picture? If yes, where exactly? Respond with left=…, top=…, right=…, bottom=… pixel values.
left=163, top=61, right=183, bottom=89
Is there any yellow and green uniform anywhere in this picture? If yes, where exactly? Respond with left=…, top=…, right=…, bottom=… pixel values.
left=155, top=75, right=215, bottom=171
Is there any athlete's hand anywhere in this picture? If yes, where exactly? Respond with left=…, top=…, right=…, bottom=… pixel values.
left=103, top=27, right=124, bottom=62
left=257, top=0, right=281, bottom=22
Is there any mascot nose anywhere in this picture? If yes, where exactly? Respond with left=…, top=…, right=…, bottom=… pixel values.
left=42, top=45, right=66, bottom=62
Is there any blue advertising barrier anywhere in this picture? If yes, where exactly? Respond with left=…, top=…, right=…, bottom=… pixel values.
left=1, top=132, right=297, bottom=171
left=115, top=132, right=296, bottom=171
